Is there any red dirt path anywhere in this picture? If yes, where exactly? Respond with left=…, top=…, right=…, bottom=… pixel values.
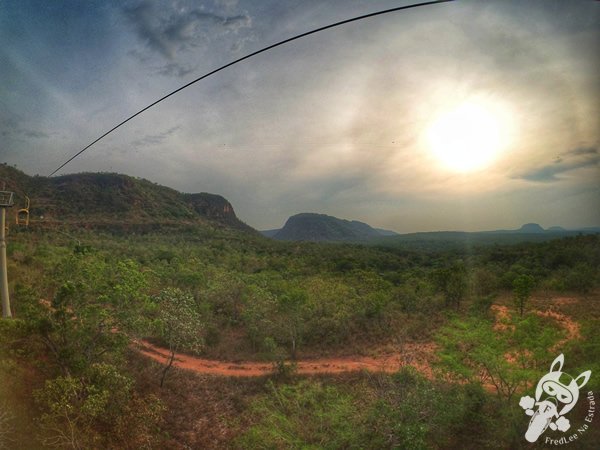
left=491, top=304, right=580, bottom=342
left=136, top=298, right=582, bottom=379
left=137, top=340, right=435, bottom=377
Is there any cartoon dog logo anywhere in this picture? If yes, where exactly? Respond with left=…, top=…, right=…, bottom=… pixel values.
left=519, top=354, right=591, bottom=443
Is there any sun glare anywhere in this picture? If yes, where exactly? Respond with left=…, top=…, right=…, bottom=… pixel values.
left=425, top=99, right=512, bottom=173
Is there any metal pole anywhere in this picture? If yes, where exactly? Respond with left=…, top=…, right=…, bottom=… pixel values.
left=0, top=207, right=11, bottom=318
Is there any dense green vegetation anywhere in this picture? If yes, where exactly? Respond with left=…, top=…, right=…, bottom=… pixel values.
left=1, top=224, right=599, bottom=448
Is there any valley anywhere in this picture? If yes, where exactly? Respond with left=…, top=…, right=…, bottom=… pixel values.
left=2, top=1, right=598, bottom=448
left=1, top=166, right=599, bottom=449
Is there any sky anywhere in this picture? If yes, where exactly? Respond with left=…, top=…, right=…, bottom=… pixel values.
left=0, top=0, right=599, bottom=232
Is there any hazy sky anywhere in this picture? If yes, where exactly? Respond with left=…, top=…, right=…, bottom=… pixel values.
left=1, top=0, right=599, bottom=232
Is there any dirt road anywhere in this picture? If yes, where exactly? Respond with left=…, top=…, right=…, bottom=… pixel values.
left=137, top=299, right=581, bottom=378
left=137, top=340, right=435, bottom=377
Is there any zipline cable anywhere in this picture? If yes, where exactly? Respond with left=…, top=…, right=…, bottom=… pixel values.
left=49, top=0, right=454, bottom=176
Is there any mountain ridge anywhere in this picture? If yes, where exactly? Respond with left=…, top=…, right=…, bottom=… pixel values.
left=263, top=213, right=395, bottom=242
left=0, top=164, right=254, bottom=232
left=263, top=214, right=599, bottom=245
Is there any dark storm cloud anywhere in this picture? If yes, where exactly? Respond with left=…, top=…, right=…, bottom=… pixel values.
left=516, top=147, right=599, bottom=182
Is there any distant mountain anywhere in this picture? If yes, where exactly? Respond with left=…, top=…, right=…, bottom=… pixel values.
left=484, top=223, right=547, bottom=234
left=0, top=164, right=254, bottom=232
left=547, top=226, right=566, bottom=232
left=262, top=214, right=600, bottom=246
left=372, top=223, right=600, bottom=251
left=264, top=213, right=393, bottom=242
left=260, top=229, right=280, bottom=238
left=577, top=226, right=600, bottom=233
left=374, top=228, right=399, bottom=236
left=516, top=223, right=545, bottom=233
left=483, top=223, right=599, bottom=235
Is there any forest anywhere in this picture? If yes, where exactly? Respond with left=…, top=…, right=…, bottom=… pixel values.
left=1, top=224, right=598, bottom=449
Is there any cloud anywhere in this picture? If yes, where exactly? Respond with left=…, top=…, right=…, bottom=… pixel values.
left=0, top=116, right=50, bottom=140
left=22, top=129, right=50, bottom=139
left=569, top=146, right=598, bottom=157
left=163, top=10, right=250, bottom=46
left=123, top=1, right=251, bottom=76
left=516, top=147, right=599, bottom=182
left=130, top=126, right=180, bottom=148
left=123, top=2, right=175, bottom=59
left=156, top=62, right=197, bottom=78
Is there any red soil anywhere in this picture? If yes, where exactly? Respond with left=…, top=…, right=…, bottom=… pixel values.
left=535, top=309, right=581, bottom=347
left=136, top=340, right=435, bottom=378
left=136, top=298, right=581, bottom=379
left=491, top=303, right=580, bottom=342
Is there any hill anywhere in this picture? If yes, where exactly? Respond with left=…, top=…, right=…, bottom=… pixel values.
left=516, top=223, right=545, bottom=233
left=482, top=222, right=546, bottom=234
left=0, top=163, right=254, bottom=232
left=372, top=224, right=600, bottom=250
left=267, top=213, right=391, bottom=242
left=263, top=212, right=599, bottom=247
left=547, top=226, right=566, bottom=232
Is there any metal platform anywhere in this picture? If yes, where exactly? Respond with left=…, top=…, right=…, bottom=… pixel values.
left=0, top=191, right=15, bottom=207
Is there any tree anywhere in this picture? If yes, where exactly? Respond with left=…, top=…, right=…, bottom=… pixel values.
left=432, top=264, right=467, bottom=310
left=238, top=381, right=361, bottom=449
left=23, top=280, right=127, bottom=377
left=241, top=285, right=277, bottom=353
left=34, top=363, right=164, bottom=449
left=564, top=263, right=596, bottom=295
left=153, top=288, right=205, bottom=387
left=364, top=368, right=486, bottom=450
left=303, top=277, right=355, bottom=345
left=108, top=259, right=151, bottom=331
left=435, top=314, right=562, bottom=402
left=276, top=288, right=307, bottom=359
left=512, top=274, right=534, bottom=317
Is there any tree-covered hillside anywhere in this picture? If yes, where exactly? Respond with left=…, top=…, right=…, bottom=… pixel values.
left=0, top=164, right=253, bottom=232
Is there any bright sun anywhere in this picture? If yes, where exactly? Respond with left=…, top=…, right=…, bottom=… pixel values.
left=426, top=99, right=511, bottom=172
